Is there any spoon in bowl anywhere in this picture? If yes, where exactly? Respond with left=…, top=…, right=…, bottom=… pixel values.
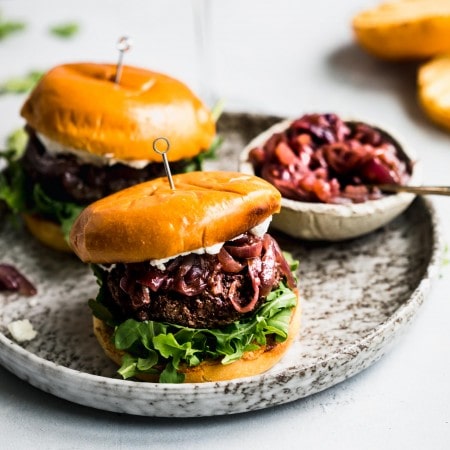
left=373, top=184, right=450, bottom=196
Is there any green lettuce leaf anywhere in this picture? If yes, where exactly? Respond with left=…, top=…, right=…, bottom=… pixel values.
left=0, top=130, right=28, bottom=214
left=90, top=264, right=298, bottom=383
left=0, top=127, right=84, bottom=240
left=6, top=128, right=28, bottom=155
left=31, top=183, right=84, bottom=240
left=0, top=157, right=27, bottom=214
left=0, top=161, right=83, bottom=241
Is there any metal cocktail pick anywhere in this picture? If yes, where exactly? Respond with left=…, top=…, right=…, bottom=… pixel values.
left=153, top=137, right=175, bottom=190
left=114, top=36, right=133, bottom=84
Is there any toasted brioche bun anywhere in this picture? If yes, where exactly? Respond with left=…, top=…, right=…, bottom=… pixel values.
left=22, top=213, right=72, bottom=253
left=20, top=63, right=215, bottom=162
left=69, top=171, right=281, bottom=264
left=93, top=290, right=300, bottom=383
left=418, top=55, right=450, bottom=131
left=352, top=0, right=450, bottom=60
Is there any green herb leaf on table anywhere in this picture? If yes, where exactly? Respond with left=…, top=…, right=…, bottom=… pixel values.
left=0, top=16, right=26, bottom=41
left=0, top=71, right=43, bottom=94
left=49, top=22, right=80, bottom=38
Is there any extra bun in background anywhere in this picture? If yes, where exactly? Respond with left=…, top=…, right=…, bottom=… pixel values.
left=2, top=62, right=216, bottom=252
left=70, top=171, right=300, bottom=383
left=418, top=55, right=450, bottom=131
left=352, top=0, right=450, bottom=60
left=22, top=213, right=72, bottom=253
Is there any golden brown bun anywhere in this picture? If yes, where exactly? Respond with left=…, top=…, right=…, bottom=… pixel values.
left=20, top=63, right=215, bottom=162
left=69, top=171, right=281, bottom=264
left=418, top=55, right=450, bottom=131
left=22, top=213, right=72, bottom=253
left=352, top=0, right=450, bottom=60
left=92, top=290, right=301, bottom=383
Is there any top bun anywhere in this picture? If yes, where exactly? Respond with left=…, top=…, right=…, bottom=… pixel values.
left=20, top=63, right=216, bottom=162
left=69, top=171, right=281, bottom=264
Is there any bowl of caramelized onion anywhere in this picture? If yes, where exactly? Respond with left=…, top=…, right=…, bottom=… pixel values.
left=239, top=113, right=420, bottom=241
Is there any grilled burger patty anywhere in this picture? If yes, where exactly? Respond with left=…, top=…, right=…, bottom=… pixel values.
left=21, top=127, right=196, bottom=205
left=101, top=232, right=296, bottom=329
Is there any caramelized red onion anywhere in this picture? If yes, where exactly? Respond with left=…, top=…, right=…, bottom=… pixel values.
left=0, top=264, right=37, bottom=296
left=125, top=232, right=295, bottom=315
left=224, top=237, right=263, bottom=259
left=217, top=247, right=245, bottom=273
left=249, top=113, right=412, bottom=204
left=232, top=258, right=261, bottom=313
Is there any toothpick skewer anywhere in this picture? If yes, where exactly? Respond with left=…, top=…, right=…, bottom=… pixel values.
left=114, top=36, right=133, bottom=84
left=153, top=137, right=175, bottom=190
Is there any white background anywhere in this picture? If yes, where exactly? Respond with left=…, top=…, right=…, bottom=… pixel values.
left=0, top=0, right=449, bottom=448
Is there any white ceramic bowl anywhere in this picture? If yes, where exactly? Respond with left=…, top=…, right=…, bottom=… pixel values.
left=239, top=118, right=421, bottom=241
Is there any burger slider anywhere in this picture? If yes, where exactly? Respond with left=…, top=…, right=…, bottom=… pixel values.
left=1, top=63, right=216, bottom=251
left=69, top=171, right=301, bottom=383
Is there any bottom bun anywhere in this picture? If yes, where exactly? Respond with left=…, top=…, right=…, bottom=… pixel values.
left=22, top=213, right=72, bottom=253
left=93, top=292, right=301, bottom=383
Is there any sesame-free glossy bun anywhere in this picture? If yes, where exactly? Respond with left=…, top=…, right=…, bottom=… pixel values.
left=22, top=213, right=72, bottom=253
left=92, top=290, right=300, bottom=383
left=70, top=171, right=281, bottom=264
left=20, top=63, right=215, bottom=162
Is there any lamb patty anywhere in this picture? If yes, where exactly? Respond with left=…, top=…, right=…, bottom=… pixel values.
left=20, top=127, right=198, bottom=205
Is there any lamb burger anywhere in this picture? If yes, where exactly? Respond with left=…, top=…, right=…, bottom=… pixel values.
left=69, top=171, right=301, bottom=383
left=1, top=62, right=216, bottom=251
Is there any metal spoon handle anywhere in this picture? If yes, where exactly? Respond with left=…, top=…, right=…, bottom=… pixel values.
left=376, top=184, right=450, bottom=196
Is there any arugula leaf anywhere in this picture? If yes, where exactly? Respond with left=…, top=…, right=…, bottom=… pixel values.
left=0, top=71, right=43, bottom=94
left=0, top=144, right=28, bottom=216
left=88, top=298, right=115, bottom=325
left=49, top=22, right=80, bottom=38
left=117, top=353, right=139, bottom=379
left=0, top=163, right=83, bottom=242
left=0, top=128, right=28, bottom=214
left=6, top=128, right=28, bottom=156
left=137, top=352, right=159, bottom=371
left=283, top=251, right=299, bottom=272
left=154, top=332, right=202, bottom=368
left=159, top=361, right=184, bottom=383
left=0, top=161, right=26, bottom=214
left=115, top=319, right=147, bottom=350
left=31, top=184, right=84, bottom=240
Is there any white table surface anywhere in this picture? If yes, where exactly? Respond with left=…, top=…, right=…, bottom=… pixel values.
left=0, top=0, right=449, bottom=448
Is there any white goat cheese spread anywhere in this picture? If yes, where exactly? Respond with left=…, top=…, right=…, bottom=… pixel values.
left=149, top=216, right=273, bottom=270
left=37, top=132, right=151, bottom=169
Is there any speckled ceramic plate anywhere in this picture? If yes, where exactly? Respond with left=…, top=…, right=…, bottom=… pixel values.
left=0, top=112, right=443, bottom=418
